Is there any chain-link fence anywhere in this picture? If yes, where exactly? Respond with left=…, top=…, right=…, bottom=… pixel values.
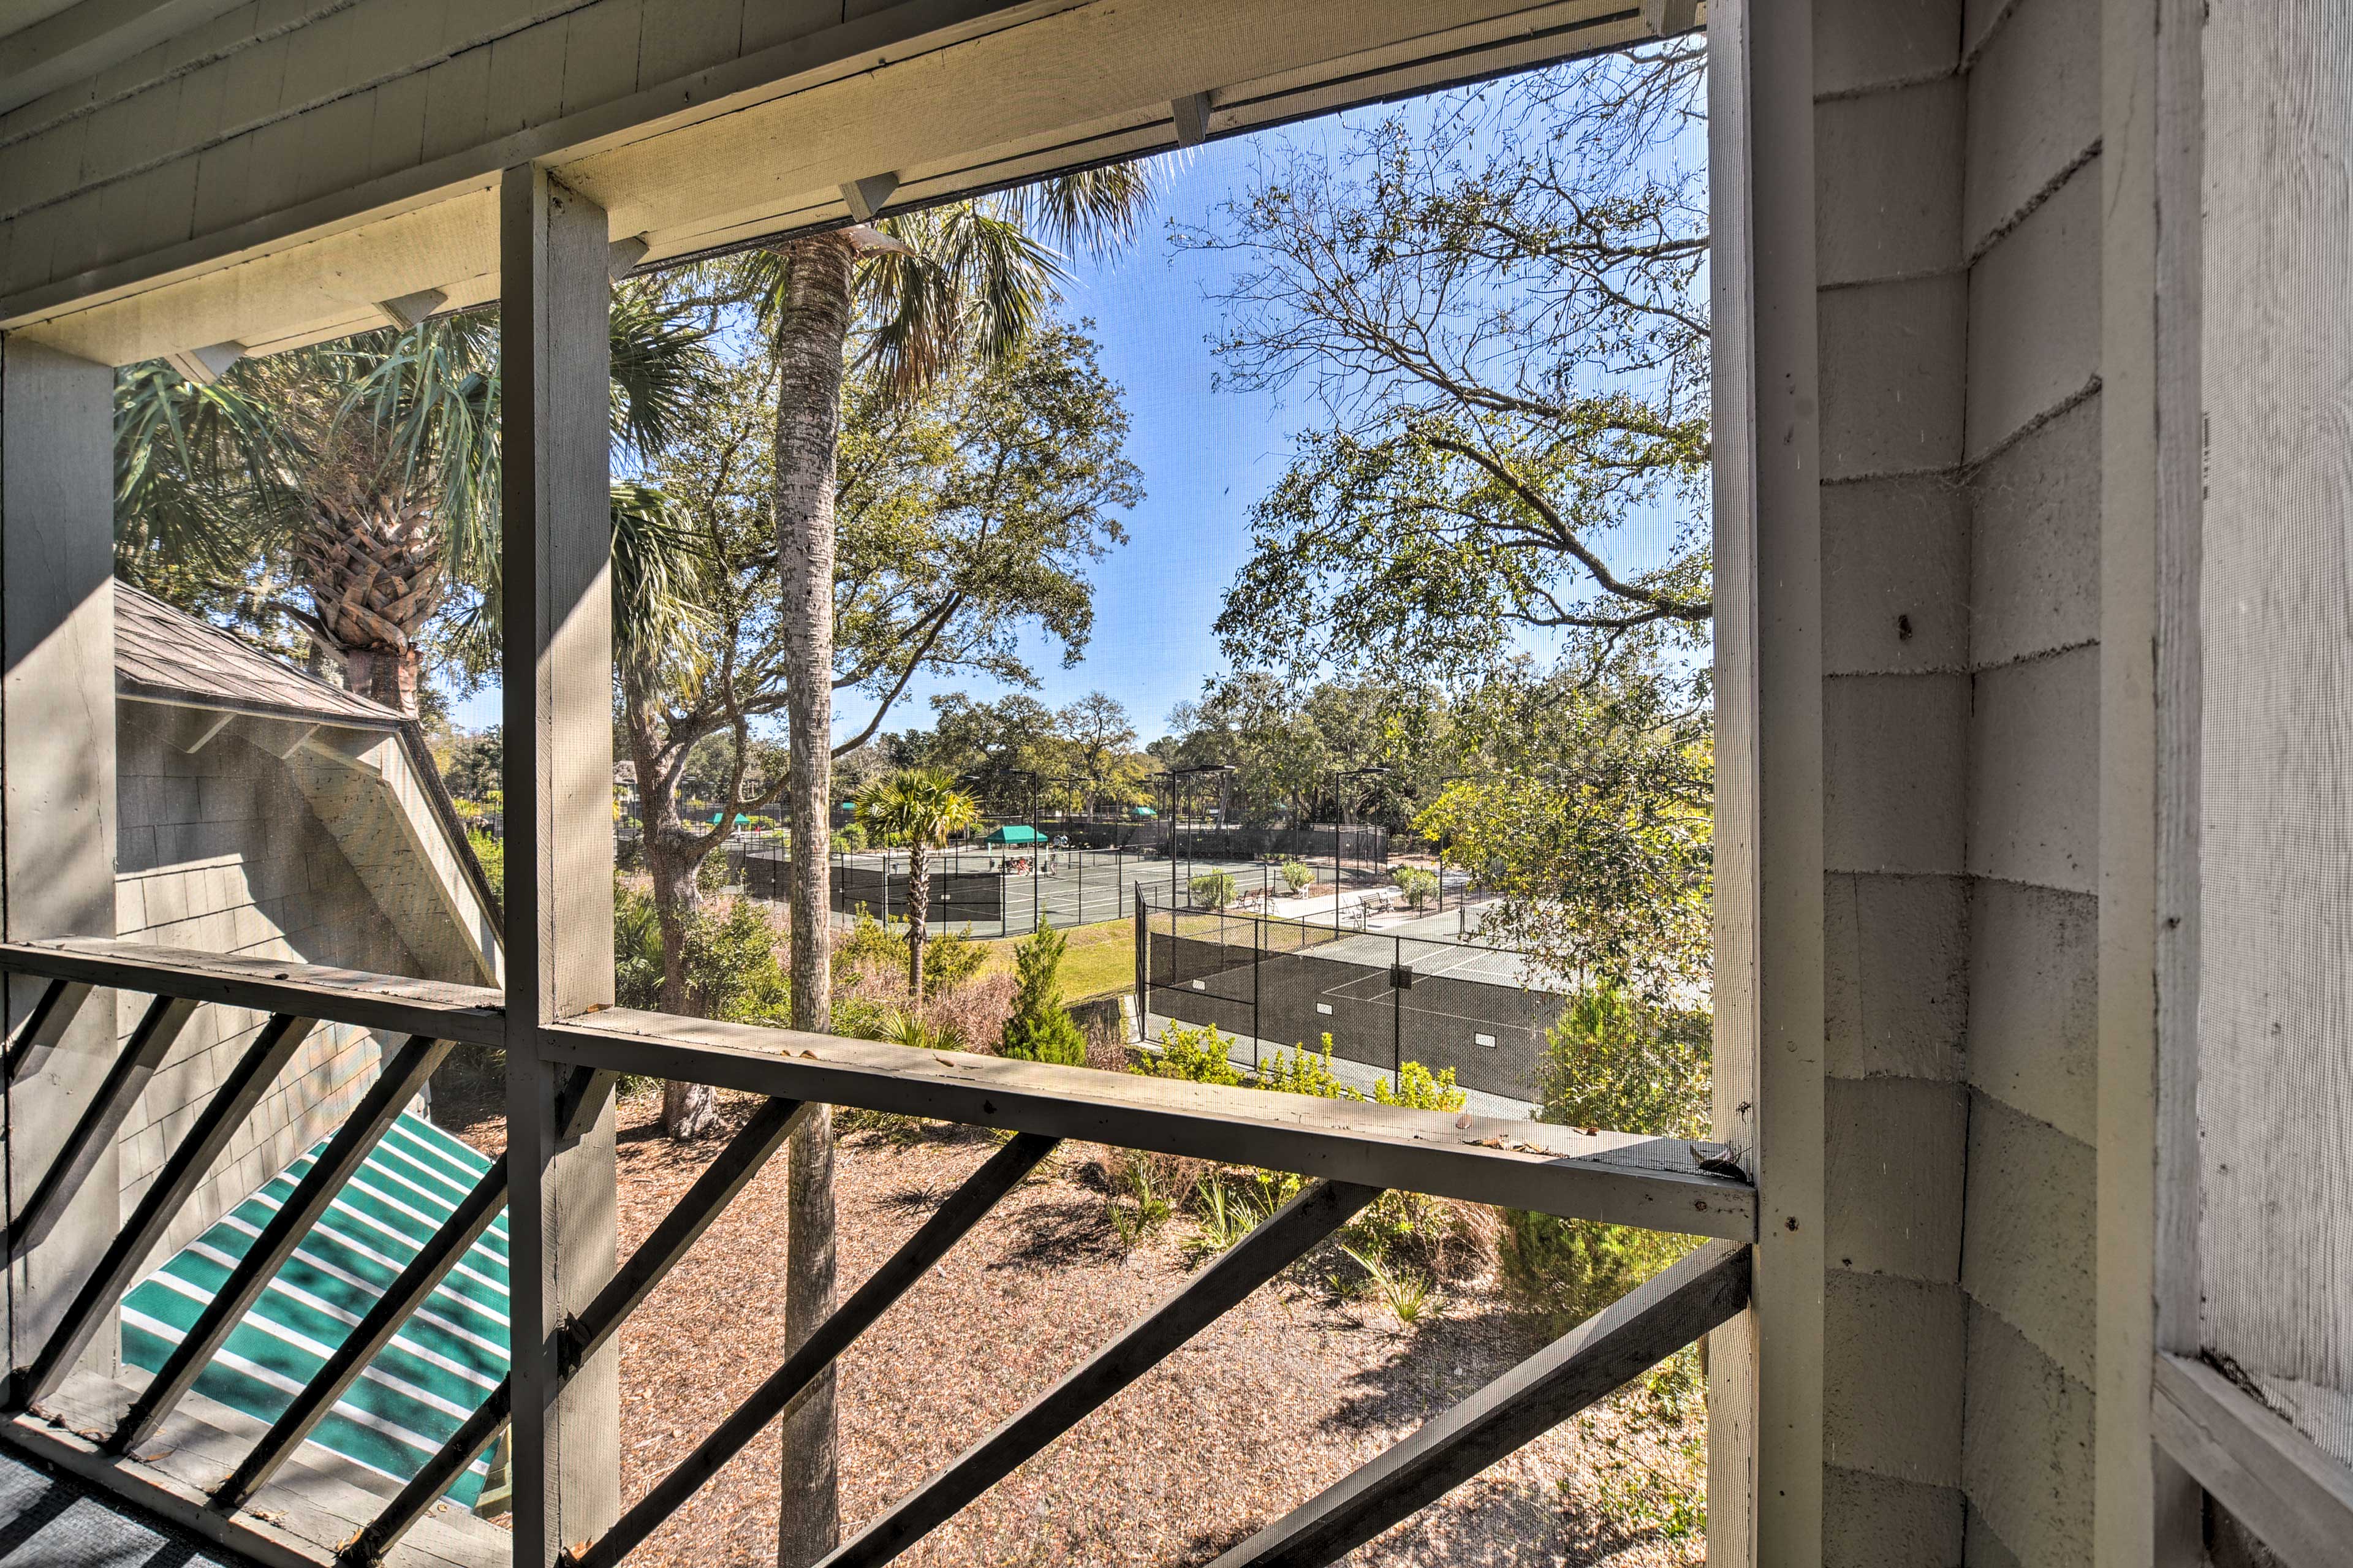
left=724, top=824, right=1439, bottom=940
left=1132, top=886, right=1567, bottom=1117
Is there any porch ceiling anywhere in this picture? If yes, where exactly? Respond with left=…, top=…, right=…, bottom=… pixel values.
left=2, top=0, right=1658, bottom=368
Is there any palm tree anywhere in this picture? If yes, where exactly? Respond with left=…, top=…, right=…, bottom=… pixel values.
left=852, top=769, right=980, bottom=998
left=115, top=287, right=717, bottom=715
left=722, top=166, right=1158, bottom=1568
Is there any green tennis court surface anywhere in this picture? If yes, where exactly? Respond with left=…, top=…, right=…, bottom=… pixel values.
left=120, top=1110, right=508, bottom=1505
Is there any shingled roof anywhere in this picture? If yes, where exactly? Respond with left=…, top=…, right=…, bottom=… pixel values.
left=115, top=582, right=400, bottom=727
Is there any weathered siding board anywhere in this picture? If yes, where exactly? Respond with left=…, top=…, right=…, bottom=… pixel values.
left=1792, top=1, right=1975, bottom=1551
left=2194, top=0, right=2353, bottom=1477
left=1948, top=0, right=2108, bottom=1556
left=1960, top=0, right=2096, bottom=253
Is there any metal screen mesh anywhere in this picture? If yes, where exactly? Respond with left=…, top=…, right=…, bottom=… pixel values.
left=2194, top=0, right=2353, bottom=1466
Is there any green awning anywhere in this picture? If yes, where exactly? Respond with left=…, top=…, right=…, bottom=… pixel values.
left=985, top=824, right=1045, bottom=845
left=121, top=1110, right=508, bottom=1506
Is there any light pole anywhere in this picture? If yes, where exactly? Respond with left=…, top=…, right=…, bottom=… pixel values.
left=1332, top=765, right=1390, bottom=933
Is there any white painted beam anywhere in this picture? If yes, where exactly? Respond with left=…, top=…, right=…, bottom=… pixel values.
left=159, top=340, right=242, bottom=385
left=375, top=289, right=447, bottom=331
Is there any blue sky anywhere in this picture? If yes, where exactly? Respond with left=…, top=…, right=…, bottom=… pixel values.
left=442, top=121, right=1355, bottom=743
left=444, top=74, right=1701, bottom=744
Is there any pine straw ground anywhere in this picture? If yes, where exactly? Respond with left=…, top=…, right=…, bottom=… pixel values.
left=439, top=1083, right=1705, bottom=1567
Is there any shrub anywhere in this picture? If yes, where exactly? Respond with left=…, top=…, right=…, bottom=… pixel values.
left=999, top=927, right=1088, bottom=1066
left=682, top=899, right=790, bottom=1023
left=1190, top=869, right=1238, bottom=909
left=615, top=879, right=665, bottom=1009
left=1373, top=1059, right=1465, bottom=1112
left=1537, top=983, right=1711, bottom=1138
left=1257, top=1036, right=1354, bottom=1099
left=1497, top=1209, right=1694, bottom=1333
left=1495, top=984, right=1712, bottom=1335
left=1133, top=1021, right=1244, bottom=1086
left=1391, top=865, right=1439, bottom=911
left=612, top=878, right=788, bottom=1023
left=833, top=908, right=984, bottom=994
left=1279, top=860, right=1314, bottom=894
left=834, top=822, right=867, bottom=853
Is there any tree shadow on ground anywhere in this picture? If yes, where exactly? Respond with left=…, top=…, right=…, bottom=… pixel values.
left=992, top=1191, right=1131, bottom=1268
left=1314, top=1298, right=1551, bottom=1436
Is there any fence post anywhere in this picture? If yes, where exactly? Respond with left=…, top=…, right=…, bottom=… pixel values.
left=1132, top=884, right=1147, bottom=1043
left=1252, top=907, right=1263, bottom=1076
left=1393, top=934, right=1403, bottom=1094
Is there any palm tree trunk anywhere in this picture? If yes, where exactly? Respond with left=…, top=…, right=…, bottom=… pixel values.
left=907, top=843, right=930, bottom=999
left=339, top=645, right=423, bottom=715
left=771, top=230, right=858, bottom=1568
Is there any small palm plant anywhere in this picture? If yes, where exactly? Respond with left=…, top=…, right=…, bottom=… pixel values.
left=852, top=768, right=980, bottom=998
left=1279, top=860, right=1315, bottom=895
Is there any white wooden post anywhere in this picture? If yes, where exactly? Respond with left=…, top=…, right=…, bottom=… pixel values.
left=499, top=164, right=621, bottom=1566
left=1, top=336, right=122, bottom=1379
left=1707, top=1, right=1826, bottom=1562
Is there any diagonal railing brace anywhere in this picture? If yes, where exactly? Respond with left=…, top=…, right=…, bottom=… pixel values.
left=332, top=1096, right=816, bottom=1562
left=7, top=993, right=198, bottom=1262
left=13, top=1012, right=317, bottom=1411
left=816, top=1176, right=1380, bottom=1568
left=2, top=977, right=94, bottom=1086
left=1207, top=1238, right=1751, bottom=1567
left=201, top=1148, right=509, bottom=1492
left=558, top=1131, right=1067, bottom=1568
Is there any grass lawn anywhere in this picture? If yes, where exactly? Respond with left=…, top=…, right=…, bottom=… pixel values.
left=978, top=917, right=1134, bottom=1001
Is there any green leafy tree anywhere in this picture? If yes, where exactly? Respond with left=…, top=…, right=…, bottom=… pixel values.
left=998, top=926, right=1088, bottom=1065
left=1412, top=657, right=1711, bottom=1005
left=852, top=769, right=982, bottom=999
left=442, top=727, right=502, bottom=802
left=1178, top=43, right=1711, bottom=686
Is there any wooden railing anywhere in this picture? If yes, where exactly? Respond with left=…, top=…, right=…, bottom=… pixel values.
left=0, top=936, right=1754, bottom=1568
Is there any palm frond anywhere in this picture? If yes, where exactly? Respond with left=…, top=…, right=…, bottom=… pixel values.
left=1009, top=161, right=1164, bottom=259
left=610, top=285, right=722, bottom=457
left=610, top=480, right=714, bottom=676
